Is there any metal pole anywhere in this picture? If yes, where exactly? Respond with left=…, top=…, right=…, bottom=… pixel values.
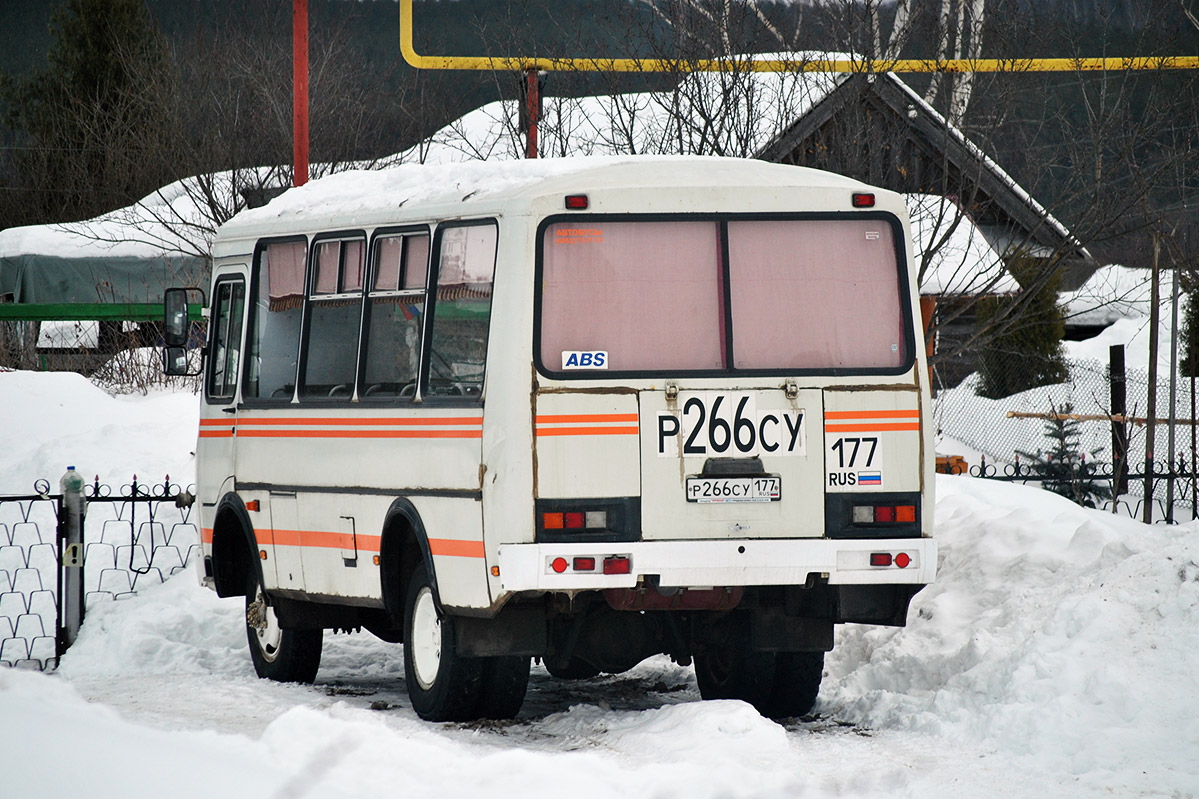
left=1110, top=344, right=1128, bottom=506
left=1144, top=232, right=1160, bottom=524
left=57, top=467, right=86, bottom=655
left=525, top=69, right=540, bottom=159
left=1167, top=266, right=1180, bottom=522
left=293, top=0, right=309, bottom=187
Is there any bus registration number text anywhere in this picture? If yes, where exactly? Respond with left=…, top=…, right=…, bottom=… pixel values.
left=686, top=476, right=781, bottom=503
left=656, top=393, right=805, bottom=458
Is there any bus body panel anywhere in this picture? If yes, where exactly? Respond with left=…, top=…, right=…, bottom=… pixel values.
left=533, top=392, right=641, bottom=499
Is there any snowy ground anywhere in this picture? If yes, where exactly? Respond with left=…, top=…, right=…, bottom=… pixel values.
left=2, top=370, right=1198, bottom=798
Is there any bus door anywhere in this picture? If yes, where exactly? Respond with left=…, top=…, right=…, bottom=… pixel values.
left=198, top=272, right=247, bottom=531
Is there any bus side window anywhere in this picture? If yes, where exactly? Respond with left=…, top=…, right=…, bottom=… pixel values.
left=245, top=239, right=306, bottom=401
left=206, top=278, right=245, bottom=403
left=426, top=222, right=497, bottom=398
left=362, top=231, right=429, bottom=399
left=300, top=236, right=365, bottom=399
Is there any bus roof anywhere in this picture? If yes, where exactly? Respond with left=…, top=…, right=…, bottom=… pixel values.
left=217, top=156, right=885, bottom=246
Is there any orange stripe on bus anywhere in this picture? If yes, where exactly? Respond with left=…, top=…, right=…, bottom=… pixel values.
left=824, top=422, right=921, bottom=432
left=198, top=430, right=234, bottom=438
left=230, top=416, right=482, bottom=426
left=428, top=538, right=485, bottom=558
left=535, top=426, right=640, bottom=437
left=236, top=429, right=482, bottom=439
left=256, top=529, right=383, bottom=552
left=824, top=409, right=920, bottom=420
left=199, top=419, right=237, bottom=426
left=536, top=414, right=639, bottom=424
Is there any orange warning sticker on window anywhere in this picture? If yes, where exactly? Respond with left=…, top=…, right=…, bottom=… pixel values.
left=556, top=227, right=603, bottom=244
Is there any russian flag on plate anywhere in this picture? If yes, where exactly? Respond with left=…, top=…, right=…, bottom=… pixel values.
left=858, top=471, right=882, bottom=486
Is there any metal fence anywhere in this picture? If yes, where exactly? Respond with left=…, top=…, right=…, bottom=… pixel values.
left=0, top=476, right=198, bottom=670
left=936, top=352, right=1199, bottom=520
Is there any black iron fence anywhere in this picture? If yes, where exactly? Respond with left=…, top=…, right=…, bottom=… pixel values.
left=0, top=475, right=197, bottom=670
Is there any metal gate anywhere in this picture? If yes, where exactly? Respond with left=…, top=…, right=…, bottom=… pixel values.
left=0, top=475, right=197, bottom=670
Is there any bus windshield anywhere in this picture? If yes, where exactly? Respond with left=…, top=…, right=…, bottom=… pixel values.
left=539, top=217, right=910, bottom=375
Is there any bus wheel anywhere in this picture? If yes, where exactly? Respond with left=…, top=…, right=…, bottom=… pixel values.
left=763, top=651, right=824, bottom=718
left=474, top=656, right=531, bottom=719
left=403, top=562, right=483, bottom=721
left=694, top=643, right=775, bottom=714
left=245, top=571, right=322, bottom=683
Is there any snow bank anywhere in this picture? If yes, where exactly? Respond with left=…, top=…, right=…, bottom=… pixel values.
left=3, top=372, right=1198, bottom=798
left=826, top=475, right=1199, bottom=795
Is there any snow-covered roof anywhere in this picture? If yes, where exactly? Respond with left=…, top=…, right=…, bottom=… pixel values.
left=1060, top=263, right=1168, bottom=327
left=0, top=177, right=217, bottom=305
left=907, top=194, right=1019, bottom=296
left=219, top=155, right=875, bottom=242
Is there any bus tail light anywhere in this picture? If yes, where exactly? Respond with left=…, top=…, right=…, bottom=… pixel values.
left=852, top=192, right=875, bottom=208
left=870, top=553, right=892, bottom=567
left=565, top=194, right=589, bottom=209
left=851, top=504, right=918, bottom=525
left=603, top=556, right=631, bottom=575
left=536, top=498, right=639, bottom=542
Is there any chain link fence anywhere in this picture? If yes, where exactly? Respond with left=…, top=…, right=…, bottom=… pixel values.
left=935, top=352, right=1199, bottom=518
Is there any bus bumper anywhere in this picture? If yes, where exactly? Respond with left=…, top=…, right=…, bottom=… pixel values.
left=495, top=537, right=937, bottom=593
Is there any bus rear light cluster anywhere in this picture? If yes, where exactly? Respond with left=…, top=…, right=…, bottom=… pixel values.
left=852, top=504, right=917, bottom=524
left=542, top=510, right=608, bottom=530
left=546, top=554, right=631, bottom=575
left=870, top=552, right=912, bottom=568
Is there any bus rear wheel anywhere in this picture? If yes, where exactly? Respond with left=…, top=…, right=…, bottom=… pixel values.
left=694, top=643, right=776, bottom=714
left=765, top=651, right=824, bottom=718
left=403, top=562, right=483, bottom=721
left=245, top=570, right=322, bottom=683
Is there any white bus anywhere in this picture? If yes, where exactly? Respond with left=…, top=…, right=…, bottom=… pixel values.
left=164, top=156, right=936, bottom=721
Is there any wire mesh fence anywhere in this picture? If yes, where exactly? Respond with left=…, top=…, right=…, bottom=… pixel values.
left=0, top=476, right=199, bottom=671
left=935, top=351, right=1199, bottom=520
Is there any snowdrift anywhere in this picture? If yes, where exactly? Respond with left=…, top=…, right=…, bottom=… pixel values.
left=1, top=370, right=1197, bottom=797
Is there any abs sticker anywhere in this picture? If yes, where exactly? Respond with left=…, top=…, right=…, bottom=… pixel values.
left=562, top=351, right=608, bottom=369
left=657, top=393, right=804, bottom=458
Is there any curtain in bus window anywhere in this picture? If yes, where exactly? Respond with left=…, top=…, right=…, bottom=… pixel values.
left=363, top=233, right=428, bottom=398
left=302, top=238, right=365, bottom=398
left=727, top=220, right=905, bottom=370
left=540, top=221, right=724, bottom=372
left=267, top=240, right=305, bottom=311
left=245, top=241, right=305, bottom=399
left=427, top=224, right=496, bottom=397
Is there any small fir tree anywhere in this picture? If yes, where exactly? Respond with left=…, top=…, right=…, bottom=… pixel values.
left=1016, top=401, right=1112, bottom=508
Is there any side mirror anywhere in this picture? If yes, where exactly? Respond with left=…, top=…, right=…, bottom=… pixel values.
left=163, top=288, right=190, bottom=347
left=163, top=346, right=190, bottom=376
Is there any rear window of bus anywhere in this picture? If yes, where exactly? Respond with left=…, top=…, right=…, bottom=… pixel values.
left=537, top=216, right=912, bottom=376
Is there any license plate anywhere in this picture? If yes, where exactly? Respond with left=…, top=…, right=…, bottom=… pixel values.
left=685, top=476, right=781, bottom=503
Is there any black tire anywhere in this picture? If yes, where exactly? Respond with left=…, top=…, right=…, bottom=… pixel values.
left=544, top=656, right=600, bottom=680
left=763, top=651, right=824, bottom=718
left=245, top=569, right=322, bottom=683
left=403, top=562, right=483, bottom=721
left=694, top=643, right=777, bottom=714
left=474, top=656, right=531, bottom=720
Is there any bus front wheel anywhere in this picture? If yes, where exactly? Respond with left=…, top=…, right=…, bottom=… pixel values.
left=403, top=562, right=483, bottom=721
left=245, top=570, right=322, bottom=683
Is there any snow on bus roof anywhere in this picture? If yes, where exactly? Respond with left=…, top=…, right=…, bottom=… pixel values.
left=223, top=155, right=871, bottom=233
